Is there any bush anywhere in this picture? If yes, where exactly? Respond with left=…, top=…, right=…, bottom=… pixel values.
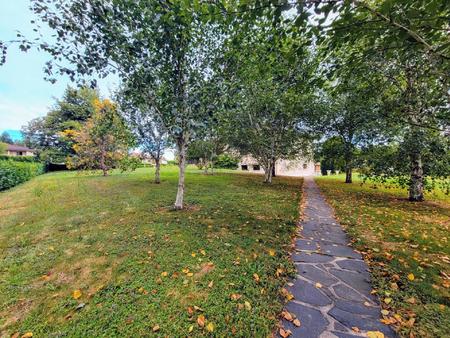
left=0, top=155, right=37, bottom=162
left=215, top=154, right=239, bottom=169
left=0, top=160, right=45, bottom=191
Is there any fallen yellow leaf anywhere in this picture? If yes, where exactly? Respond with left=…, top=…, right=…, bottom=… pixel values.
left=73, top=289, right=82, bottom=300
left=268, top=249, right=276, bottom=256
left=152, top=325, right=160, bottom=332
left=384, top=297, right=392, bottom=304
left=206, top=322, right=214, bottom=332
left=315, top=282, right=322, bottom=288
left=367, top=331, right=385, bottom=338
left=253, top=273, right=260, bottom=283
left=244, top=301, right=251, bottom=310
left=293, top=318, right=301, bottom=327
left=407, top=273, right=415, bottom=281
left=21, top=333, right=33, bottom=338
left=161, top=271, right=168, bottom=277
left=188, top=325, right=194, bottom=333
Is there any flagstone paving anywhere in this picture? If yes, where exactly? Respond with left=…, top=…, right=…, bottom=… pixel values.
left=280, top=178, right=396, bottom=338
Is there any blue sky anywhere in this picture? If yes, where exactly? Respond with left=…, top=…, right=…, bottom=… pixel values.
left=0, top=1, right=117, bottom=132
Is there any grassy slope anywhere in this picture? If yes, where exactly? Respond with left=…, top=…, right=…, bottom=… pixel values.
left=0, top=166, right=302, bottom=337
left=316, top=175, right=450, bottom=338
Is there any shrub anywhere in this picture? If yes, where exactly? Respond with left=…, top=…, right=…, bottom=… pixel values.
left=0, top=155, right=37, bottom=162
left=0, top=160, right=45, bottom=191
left=215, top=154, right=239, bottom=169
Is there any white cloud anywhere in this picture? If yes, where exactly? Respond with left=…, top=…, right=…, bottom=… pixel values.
left=0, top=95, right=48, bottom=130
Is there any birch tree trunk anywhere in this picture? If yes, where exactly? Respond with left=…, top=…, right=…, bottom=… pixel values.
left=409, top=150, right=424, bottom=201
left=174, top=137, right=187, bottom=209
left=154, top=157, right=161, bottom=184
left=263, top=160, right=273, bottom=183
left=344, top=142, right=353, bottom=183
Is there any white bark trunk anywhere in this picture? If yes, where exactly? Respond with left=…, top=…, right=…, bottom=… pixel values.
left=154, top=158, right=161, bottom=184
left=174, top=138, right=187, bottom=209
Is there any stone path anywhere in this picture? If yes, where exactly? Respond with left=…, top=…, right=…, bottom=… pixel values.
left=280, top=178, right=396, bottom=338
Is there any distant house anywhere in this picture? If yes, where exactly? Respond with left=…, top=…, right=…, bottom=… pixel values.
left=5, top=144, right=36, bottom=157
left=238, top=155, right=320, bottom=177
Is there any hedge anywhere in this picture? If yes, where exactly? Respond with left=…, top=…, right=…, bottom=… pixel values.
left=0, top=155, right=37, bottom=162
left=0, top=160, right=45, bottom=191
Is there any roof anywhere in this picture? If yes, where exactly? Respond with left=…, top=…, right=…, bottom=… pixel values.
left=6, top=144, right=35, bottom=152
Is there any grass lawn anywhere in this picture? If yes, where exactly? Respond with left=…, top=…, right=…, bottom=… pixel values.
left=316, top=175, right=450, bottom=338
left=0, top=166, right=302, bottom=337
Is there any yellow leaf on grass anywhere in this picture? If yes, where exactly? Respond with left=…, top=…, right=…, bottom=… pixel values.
left=21, top=333, right=33, bottom=338
left=367, top=331, right=385, bottom=338
left=191, top=252, right=196, bottom=257
left=73, top=290, right=82, bottom=300
left=407, top=273, right=415, bottom=281
left=208, top=281, right=214, bottom=288
left=197, top=315, right=205, bottom=327
left=244, top=301, right=251, bottom=310
left=188, top=325, right=194, bottom=333
left=200, top=249, right=206, bottom=256
left=161, top=271, right=168, bottom=277
left=253, top=273, right=260, bottom=283
left=206, top=322, right=214, bottom=332
left=152, top=325, right=160, bottom=332
left=384, top=298, right=392, bottom=304
left=268, top=249, right=276, bottom=256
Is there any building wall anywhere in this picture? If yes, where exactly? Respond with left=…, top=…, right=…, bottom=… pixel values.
left=6, top=150, right=34, bottom=157
left=238, top=155, right=320, bottom=177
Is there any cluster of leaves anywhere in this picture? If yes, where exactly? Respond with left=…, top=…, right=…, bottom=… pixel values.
left=0, top=159, right=44, bottom=191
left=67, top=99, right=135, bottom=176
left=22, top=87, right=98, bottom=164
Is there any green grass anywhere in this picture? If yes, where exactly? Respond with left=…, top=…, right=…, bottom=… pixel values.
left=316, top=174, right=450, bottom=338
left=0, top=166, right=302, bottom=337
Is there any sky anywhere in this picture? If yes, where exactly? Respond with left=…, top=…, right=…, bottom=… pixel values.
left=0, top=0, right=118, bottom=133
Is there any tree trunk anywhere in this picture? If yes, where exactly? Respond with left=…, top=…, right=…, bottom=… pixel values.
left=263, top=160, right=273, bottom=183
left=344, top=142, right=353, bottom=183
left=174, top=138, right=187, bottom=209
left=100, top=147, right=108, bottom=176
left=345, top=167, right=352, bottom=184
left=409, top=151, right=424, bottom=201
left=154, top=158, right=161, bottom=184
left=272, top=159, right=276, bottom=177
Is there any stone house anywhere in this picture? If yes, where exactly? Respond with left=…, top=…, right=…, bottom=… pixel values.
left=5, top=144, right=36, bottom=157
left=238, top=155, right=320, bottom=177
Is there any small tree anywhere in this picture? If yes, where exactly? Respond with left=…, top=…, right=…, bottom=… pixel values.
left=0, top=132, right=13, bottom=144
left=119, top=97, right=169, bottom=184
left=68, top=99, right=134, bottom=176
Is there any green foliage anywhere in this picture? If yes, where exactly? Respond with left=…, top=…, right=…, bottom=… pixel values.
left=0, top=160, right=44, bottom=191
left=68, top=99, right=135, bottom=176
left=0, top=132, right=13, bottom=144
left=0, top=155, right=37, bottom=162
left=315, top=137, right=346, bottom=175
left=0, top=142, right=7, bottom=154
left=22, top=86, right=99, bottom=164
left=215, top=153, right=239, bottom=170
